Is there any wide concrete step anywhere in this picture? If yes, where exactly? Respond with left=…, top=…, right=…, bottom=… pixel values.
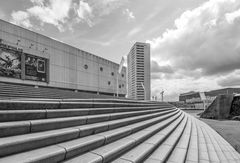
left=0, top=105, right=171, bottom=122
left=0, top=108, right=176, bottom=138
left=0, top=110, right=179, bottom=157
left=0, top=100, right=169, bottom=110
left=0, top=110, right=181, bottom=162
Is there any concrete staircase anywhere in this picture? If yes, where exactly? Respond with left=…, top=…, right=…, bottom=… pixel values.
left=0, top=82, right=121, bottom=99
left=0, top=99, right=239, bottom=163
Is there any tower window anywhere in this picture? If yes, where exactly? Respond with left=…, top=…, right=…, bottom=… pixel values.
left=100, top=67, right=103, bottom=71
left=84, top=64, right=88, bottom=69
left=108, top=81, right=111, bottom=85
left=111, top=72, right=114, bottom=76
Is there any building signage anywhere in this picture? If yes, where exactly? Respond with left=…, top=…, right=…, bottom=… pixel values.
left=25, top=54, right=47, bottom=82
left=0, top=41, right=48, bottom=82
left=0, top=43, right=22, bottom=79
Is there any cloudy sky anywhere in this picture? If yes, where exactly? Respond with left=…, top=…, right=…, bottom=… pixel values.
left=1, top=0, right=240, bottom=101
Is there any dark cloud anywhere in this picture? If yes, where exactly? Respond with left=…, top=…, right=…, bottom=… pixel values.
left=151, top=60, right=174, bottom=74
left=147, top=0, right=240, bottom=78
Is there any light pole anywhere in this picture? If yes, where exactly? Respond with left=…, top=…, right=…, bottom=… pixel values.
left=141, top=82, right=146, bottom=100
left=160, top=90, right=164, bottom=102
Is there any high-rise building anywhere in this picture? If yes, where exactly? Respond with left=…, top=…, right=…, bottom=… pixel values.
left=127, top=42, right=151, bottom=100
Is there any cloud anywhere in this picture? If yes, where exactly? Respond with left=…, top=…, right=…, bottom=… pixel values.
left=11, top=11, right=33, bottom=28
left=74, top=0, right=128, bottom=27
left=147, top=0, right=240, bottom=77
left=151, top=60, right=174, bottom=74
left=127, top=27, right=141, bottom=37
left=75, top=1, right=94, bottom=27
left=11, top=0, right=72, bottom=31
left=146, top=0, right=240, bottom=100
left=27, top=0, right=72, bottom=31
left=217, top=70, right=240, bottom=87
left=151, top=73, right=163, bottom=80
left=90, top=0, right=128, bottom=17
left=0, top=9, right=6, bottom=20
left=10, top=0, right=127, bottom=30
left=123, top=8, right=135, bottom=21
left=226, top=8, right=240, bottom=24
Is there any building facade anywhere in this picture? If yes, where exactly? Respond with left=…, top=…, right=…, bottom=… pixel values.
left=127, top=42, right=150, bottom=100
left=0, top=19, right=126, bottom=96
left=179, top=88, right=240, bottom=109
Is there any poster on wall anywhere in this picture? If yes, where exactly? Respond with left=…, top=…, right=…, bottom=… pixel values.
left=0, top=47, right=21, bottom=79
left=25, top=54, right=47, bottom=82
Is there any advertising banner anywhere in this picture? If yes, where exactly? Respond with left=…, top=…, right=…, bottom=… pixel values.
left=0, top=47, right=21, bottom=79
left=25, top=54, right=47, bottom=82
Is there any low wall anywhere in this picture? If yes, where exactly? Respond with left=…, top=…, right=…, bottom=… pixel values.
left=200, top=94, right=234, bottom=119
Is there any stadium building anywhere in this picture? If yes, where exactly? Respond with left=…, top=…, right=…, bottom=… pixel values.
left=0, top=19, right=126, bottom=97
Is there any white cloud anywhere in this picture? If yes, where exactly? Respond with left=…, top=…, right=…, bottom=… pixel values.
left=27, top=0, right=72, bottom=31
left=11, top=11, right=33, bottom=28
left=74, top=0, right=128, bottom=27
left=123, top=9, right=135, bottom=20
left=91, top=0, right=127, bottom=17
left=30, top=0, right=44, bottom=6
left=10, top=0, right=128, bottom=30
left=146, top=0, right=240, bottom=100
left=225, top=8, right=240, bottom=24
left=11, top=0, right=72, bottom=31
left=75, top=1, right=94, bottom=27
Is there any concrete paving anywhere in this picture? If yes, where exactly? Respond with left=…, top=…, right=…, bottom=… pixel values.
left=184, top=109, right=240, bottom=154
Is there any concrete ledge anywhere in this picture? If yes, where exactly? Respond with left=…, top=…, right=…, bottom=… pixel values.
left=46, top=109, right=89, bottom=118
left=0, top=100, right=60, bottom=110
left=0, top=110, right=46, bottom=122
left=91, top=138, right=136, bottom=163
left=0, top=128, right=79, bottom=157
left=0, top=106, right=170, bottom=122
left=64, top=152, right=103, bottom=163
left=30, top=117, right=87, bottom=132
left=58, top=135, right=105, bottom=159
left=0, top=121, right=30, bottom=137
left=0, top=145, right=66, bottom=163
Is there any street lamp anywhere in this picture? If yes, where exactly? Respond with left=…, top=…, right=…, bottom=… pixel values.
left=141, top=82, right=146, bottom=100
left=160, top=90, right=164, bottom=102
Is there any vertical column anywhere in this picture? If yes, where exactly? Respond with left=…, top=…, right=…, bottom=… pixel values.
left=46, top=59, right=50, bottom=83
left=21, top=53, right=25, bottom=80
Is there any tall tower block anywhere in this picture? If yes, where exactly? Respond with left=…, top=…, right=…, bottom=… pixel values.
left=127, top=42, right=151, bottom=100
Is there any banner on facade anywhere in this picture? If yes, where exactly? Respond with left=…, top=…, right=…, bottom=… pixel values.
left=25, top=54, right=47, bottom=82
left=0, top=45, right=21, bottom=79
